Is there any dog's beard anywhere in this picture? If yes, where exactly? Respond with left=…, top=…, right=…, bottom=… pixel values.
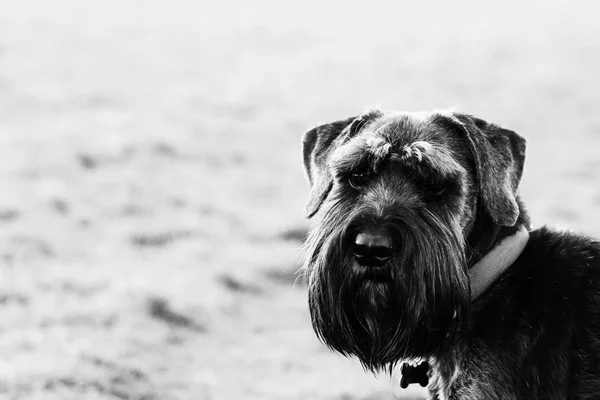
left=303, top=203, right=470, bottom=372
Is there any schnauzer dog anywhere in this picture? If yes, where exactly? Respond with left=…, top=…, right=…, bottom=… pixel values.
left=301, top=108, right=600, bottom=399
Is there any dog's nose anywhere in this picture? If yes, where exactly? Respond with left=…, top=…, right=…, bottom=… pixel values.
left=352, top=229, right=393, bottom=267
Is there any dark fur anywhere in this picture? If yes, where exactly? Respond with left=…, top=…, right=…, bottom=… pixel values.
left=301, top=108, right=600, bottom=399
left=429, top=226, right=600, bottom=400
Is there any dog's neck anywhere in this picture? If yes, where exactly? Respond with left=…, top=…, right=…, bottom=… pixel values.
left=464, top=196, right=531, bottom=300
left=468, top=226, right=529, bottom=300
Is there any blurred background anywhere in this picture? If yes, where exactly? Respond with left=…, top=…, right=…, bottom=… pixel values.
left=1, top=1, right=600, bottom=399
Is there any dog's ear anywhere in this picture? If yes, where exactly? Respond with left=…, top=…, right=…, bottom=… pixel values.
left=451, top=113, right=527, bottom=227
left=302, top=114, right=374, bottom=218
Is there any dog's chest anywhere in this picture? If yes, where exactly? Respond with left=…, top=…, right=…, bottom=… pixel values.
left=427, top=356, right=519, bottom=400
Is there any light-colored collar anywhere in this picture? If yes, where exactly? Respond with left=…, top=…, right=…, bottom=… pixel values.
left=469, top=227, right=530, bottom=301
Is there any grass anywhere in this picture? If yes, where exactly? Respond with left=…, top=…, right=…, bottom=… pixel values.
left=1, top=1, right=600, bottom=399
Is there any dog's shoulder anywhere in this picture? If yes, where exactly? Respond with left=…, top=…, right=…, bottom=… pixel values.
left=512, top=225, right=600, bottom=316
left=480, top=225, right=600, bottom=321
left=525, top=226, right=600, bottom=272
left=522, top=226, right=600, bottom=398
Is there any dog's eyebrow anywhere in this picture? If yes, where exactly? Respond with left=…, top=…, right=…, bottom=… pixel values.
left=328, top=140, right=371, bottom=177
left=391, top=140, right=466, bottom=179
left=329, top=134, right=392, bottom=176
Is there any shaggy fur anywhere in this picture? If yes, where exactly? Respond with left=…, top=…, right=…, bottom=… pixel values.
left=301, top=108, right=600, bottom=399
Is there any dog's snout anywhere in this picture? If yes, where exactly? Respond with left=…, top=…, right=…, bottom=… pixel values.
left=353, top=229, right=393, bottom=266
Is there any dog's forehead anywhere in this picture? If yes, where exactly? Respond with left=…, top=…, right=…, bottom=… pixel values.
left=366, top=111, right=455, bottom=145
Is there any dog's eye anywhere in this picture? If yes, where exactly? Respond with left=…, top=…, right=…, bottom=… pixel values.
left=348, top=172, right=369, bottom=189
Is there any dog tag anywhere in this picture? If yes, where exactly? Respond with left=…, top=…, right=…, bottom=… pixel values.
left=400, top=362, right=429, bottom=389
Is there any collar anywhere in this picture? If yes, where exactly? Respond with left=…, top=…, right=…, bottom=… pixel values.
left=469, top=227, right=530, bottom=301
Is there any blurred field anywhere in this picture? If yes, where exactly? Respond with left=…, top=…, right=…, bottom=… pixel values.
left=1, top=1, right=600, bottom=399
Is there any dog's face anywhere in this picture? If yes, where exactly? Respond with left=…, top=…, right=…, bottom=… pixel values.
left=301, top=109, right=526, bottom=371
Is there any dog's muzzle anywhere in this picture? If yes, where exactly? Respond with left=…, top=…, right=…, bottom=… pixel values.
left=304, top=205, right=470, bottom=370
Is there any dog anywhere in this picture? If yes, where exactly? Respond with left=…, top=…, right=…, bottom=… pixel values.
left=300, top=108, right=600, bottom=400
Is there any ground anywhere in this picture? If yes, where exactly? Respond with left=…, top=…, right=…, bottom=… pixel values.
left=1, top=1, right=600, bottom=399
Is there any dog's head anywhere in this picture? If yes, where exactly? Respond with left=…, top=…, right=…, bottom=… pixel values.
left=301, top=108, right=526, bottom=371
